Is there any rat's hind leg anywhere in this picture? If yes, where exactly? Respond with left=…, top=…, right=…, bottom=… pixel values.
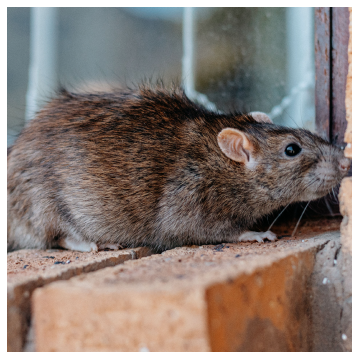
left=7, top=217, right=47, bottom=251
left=237, top=230, right=277, bottom=243
left=7, top=205, right=61, bottom=251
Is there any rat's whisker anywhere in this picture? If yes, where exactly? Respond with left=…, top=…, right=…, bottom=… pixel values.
left=332, top=187, right=339, bottom=203
left=267, top=203, right=291, bottom=231
left=267, top=185, right=309, bottom=232
left=291, top=201, right=311, bottom=237
left=324, top=196, right=334, bottom=216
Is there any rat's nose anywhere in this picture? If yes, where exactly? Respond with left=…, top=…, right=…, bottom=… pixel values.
left=339, top=157, right=351, bottom=174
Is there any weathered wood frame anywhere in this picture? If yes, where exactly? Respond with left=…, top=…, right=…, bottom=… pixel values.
left=315, top=7, right=350, bottom=148
left=278, top=7, right=350, bottom=219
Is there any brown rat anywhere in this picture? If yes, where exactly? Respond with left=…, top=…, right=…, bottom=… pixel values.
left=7, top=85, right=351, bottom=252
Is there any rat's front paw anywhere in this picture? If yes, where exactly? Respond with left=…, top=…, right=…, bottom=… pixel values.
left=97, top=243, right=123, bottom=250
left=58, top=237, right=99, bottom=252
left=90, top=242, right=99, bottom=252
left=238, top=230, right=277, bottom=243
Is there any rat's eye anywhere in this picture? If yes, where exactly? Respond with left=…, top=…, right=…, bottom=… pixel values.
left=285, top=143, right=302, bottom=157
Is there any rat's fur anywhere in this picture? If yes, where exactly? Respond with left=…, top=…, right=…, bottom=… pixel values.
left=7, top=86, right=348, bottom=251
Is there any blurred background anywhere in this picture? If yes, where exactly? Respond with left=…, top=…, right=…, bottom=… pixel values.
left=7, top=7, right=315, bottom=147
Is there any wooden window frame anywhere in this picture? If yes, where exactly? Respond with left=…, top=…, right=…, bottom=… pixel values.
left=280, top=7, right=350, bottom=220
left=315, top=7, right=350, bottom=149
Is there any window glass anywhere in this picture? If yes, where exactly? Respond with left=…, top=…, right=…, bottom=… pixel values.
left=194, top=7, right=315, bottom=130
left=7, top=7, right=315, bottom=146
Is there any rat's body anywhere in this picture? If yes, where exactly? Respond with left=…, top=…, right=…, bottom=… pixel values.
left=7, top=86, right=350, bottom=252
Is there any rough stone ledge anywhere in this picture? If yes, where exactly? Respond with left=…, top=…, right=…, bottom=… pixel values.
left=32, top=232, right=338, bottom=352
left=7, top=246, right=152, bottom=352
left=339, top=177, right=352, bottom=352
left=310, top=233, right=352, bottom=351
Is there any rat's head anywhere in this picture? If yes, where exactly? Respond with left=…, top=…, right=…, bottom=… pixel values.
left=217, top=112, right=351, bottom=208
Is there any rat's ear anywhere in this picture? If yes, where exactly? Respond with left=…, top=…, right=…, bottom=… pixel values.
left=217, top=128, right=254, bottom=164
left=249, top=111, right=273, bottom=124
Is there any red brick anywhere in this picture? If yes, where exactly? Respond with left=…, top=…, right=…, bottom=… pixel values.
left=7, top=247, right=152, bottom=352
left=33, top=232, right=337, bottom=351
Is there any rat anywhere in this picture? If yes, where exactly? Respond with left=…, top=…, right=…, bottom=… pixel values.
left=7, top=85, right=351, bottom=252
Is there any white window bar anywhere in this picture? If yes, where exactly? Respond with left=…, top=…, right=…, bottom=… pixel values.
left=26, top=7, right=58, bottom=122
left=268, top=7, right=314, bottom=127
left=182, top=7, right=219, bottom=112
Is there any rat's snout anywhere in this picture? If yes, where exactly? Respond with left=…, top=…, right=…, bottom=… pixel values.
left=339, top=157, right=351, bottom=175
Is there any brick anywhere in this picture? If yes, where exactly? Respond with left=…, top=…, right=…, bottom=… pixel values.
left=339, top=176, right=352, bottom=351
left=339, top=177, right=352, bottom=254
left=339, top=7, right=352, bottom=351
left=33, top=232, right=338, bottom=351
left=310, top=235, right=347, bottom=351
left=7, top=247, right=152, bottom=352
